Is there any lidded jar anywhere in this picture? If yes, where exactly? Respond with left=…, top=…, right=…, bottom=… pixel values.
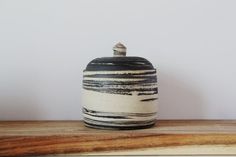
left=82, top=43, right=158, bottom=129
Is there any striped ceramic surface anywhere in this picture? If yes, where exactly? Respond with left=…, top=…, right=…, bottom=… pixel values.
left=82, top=43, right=158, bottom=129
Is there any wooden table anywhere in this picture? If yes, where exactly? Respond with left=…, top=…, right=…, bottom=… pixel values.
left=0, top=120, right=236, bottom=156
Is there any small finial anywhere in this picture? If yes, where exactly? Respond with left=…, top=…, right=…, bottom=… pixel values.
left=113, top=42, right=126, bottom=57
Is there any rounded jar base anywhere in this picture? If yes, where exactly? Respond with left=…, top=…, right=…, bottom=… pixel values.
left=83, top=119, right=156, bottom=130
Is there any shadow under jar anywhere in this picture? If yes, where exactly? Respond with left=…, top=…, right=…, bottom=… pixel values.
left=82, top=43, right=158, bottom=130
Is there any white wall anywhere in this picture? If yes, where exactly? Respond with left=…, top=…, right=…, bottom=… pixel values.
left=0, top=0, right=236, bottom=120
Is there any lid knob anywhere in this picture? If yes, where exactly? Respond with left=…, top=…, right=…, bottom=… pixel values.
left=113, top=42, right=126, bottom=57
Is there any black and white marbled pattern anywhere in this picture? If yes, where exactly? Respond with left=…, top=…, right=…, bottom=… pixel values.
left=83, top=69, right=157, bottom=97
left=83, top=108, right=156, bottom=130
left=82, top=56, right=158, bottom=129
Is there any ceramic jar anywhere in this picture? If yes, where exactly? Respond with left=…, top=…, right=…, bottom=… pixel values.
left=82, top=43, right=158, bottom=129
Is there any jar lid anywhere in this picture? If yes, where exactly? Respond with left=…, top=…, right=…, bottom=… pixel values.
left=84, top=43, right=154, bottom=71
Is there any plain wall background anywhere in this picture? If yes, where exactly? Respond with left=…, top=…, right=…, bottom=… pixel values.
left=0, top=0, right=236, bottom=120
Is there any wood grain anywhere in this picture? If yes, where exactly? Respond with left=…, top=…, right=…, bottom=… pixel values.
left=0, top=120, right=236, bottom=156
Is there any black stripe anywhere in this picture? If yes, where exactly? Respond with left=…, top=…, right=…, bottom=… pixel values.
left=84, top=117, right=156, bottom=125
left=138, top=91, right=158, bottom=95
left=83, top=110, right=130, bottom=119
left=83, top=74, right=156, bottom=79
left=83, top=87, right=158, bottom=92
left=83, top=78, right=157, bottom=86
left=83, top=83, right=156, bottom=88
left=83, top=70, right=156, bottom=78
left=83, top=87, right=158, bottom=95
left=84, top=71, right=157, bottom=77
left=83, top=82, right=157, bottom=87
left=84, top=121, right=155, bottom=130
left=141, top=98, right=158, bottom=102
left=83, top=108, right=157, bottom=117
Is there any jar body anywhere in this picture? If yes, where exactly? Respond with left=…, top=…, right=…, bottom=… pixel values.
left=82, top=57, right=158, bottom=129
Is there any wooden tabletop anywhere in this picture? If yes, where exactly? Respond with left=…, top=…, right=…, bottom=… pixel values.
left=0, top=120, right=236, bottom=156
